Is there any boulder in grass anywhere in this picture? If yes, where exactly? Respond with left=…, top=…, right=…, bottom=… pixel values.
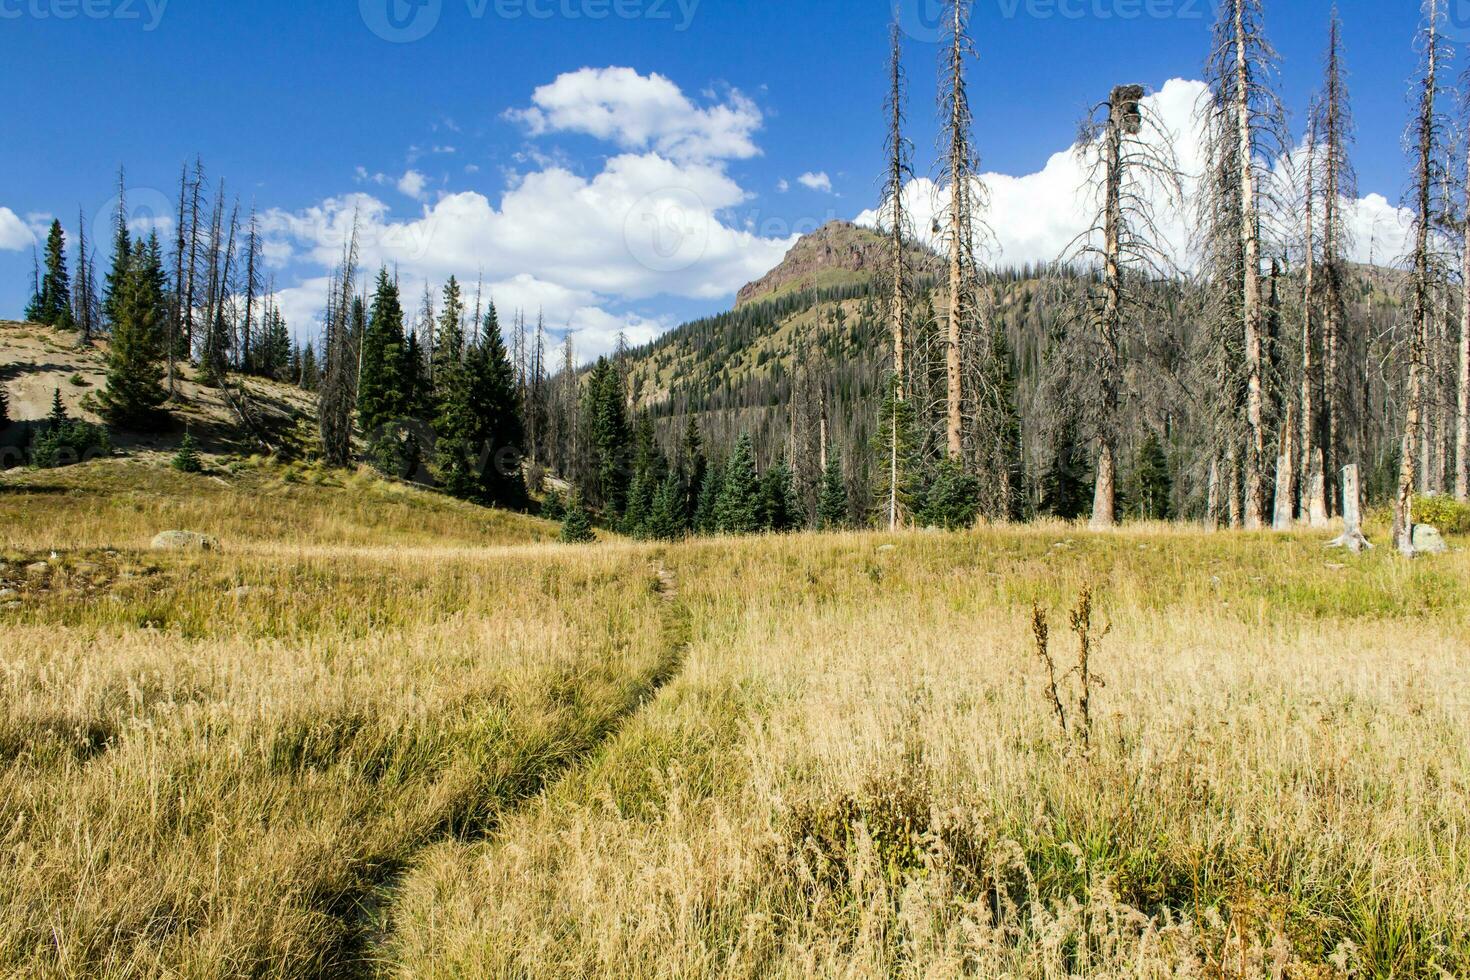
left=150, top=531, right=219, bottom=552
left=1411, top=525, right=1449, bottom=555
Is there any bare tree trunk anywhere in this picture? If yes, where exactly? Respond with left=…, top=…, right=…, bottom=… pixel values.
left=1328, top=463, right=1372, bottom=551
left=1090, top=87, right=1126, bottom=530
left=1459, top=151, right=1470, bottom=500
left=886, top=24, right=908, bottom=532
left=1300, top=129, right=1329, bottom=526
left=1205, top=457, right=1221, bottom=530
left=944, top=0, right=967, bottom=460
left=1320, top=14, right=1350, bottom=514
left=1395, top=1, right=1440, bottom=556
left=1274, top=399, right=1295, bottom=530
left=1234, top=0, right=1267, bottom=530
left=1091, top=445, right=1117, bottom=529
left=1227, top=448, right=1242, bottom=528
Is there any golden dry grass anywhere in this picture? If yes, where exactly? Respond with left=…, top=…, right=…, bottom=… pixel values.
left=1, top=460, right=1467, bottom=978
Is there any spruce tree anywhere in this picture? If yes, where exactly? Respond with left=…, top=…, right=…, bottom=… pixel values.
left=99, top=235, right=168, bottom=428
left=403, top=331, right=430, bottom=419
left=623, top=471, right=652, bottom=537
left=300, top=343, right=320, bottom=392
left=467, top=308, right=527, bottom=507
left=715, top=435, right=761, bottom=534
left=559, top=492, right=596, bottom=543
left=679, top=417, right=707, bottom=522
left=582, top=358, right=632, bottom=514
left=1039, top=414, right=1092, bottom=520
left=759, top=455, right=799, bottom=532
left=37, top=221, right=75, bottom=329
left=818, top=452, right=849, bottom=530
left=647, top=470, right=686, bottom=541
left=357, top=269, right=408, bottom=436
left=694, top=461, right=723, bottom=534
left=46, top=388, right=68, bottom=430
left=432, top=277, right=479, bottom=499
left=916, top=457, right=981, bottom=530
left=172, top=431, right=203, bottom=473
left=263, top=309, right=292, bottom=382
left=1126, top=431, right=1174, bottom=521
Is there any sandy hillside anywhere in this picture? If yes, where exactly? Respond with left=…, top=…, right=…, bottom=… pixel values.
left=0, top=320, right=315, bottom=451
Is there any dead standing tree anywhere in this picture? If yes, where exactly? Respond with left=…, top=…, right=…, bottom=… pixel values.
left=1317, top=14, right=1357, bottom=511
left=1064, top=84, right=1184, bottom=529
left=1459, top=135, right=1470, bottom=501
left=880, top=23, right=914, bottom=531
left=319, top=216, right=361, bottom=468
left=938, top=0, right=982, bottom=464
left=1394, top=0, right=1453, bottom=555
left=1202, top=0, right=1289, bottom=531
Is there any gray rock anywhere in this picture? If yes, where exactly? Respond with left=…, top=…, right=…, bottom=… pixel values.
left=0, top=589, right=17, bottom=601
left=150, top=531, right=219, bottom=552
left=73, top=562, right=101, bottom=576
left=1411, top=524, right=1449, bottom=555
left=24, top=562, right=48, bottom=577
left=1, top=602, right=20, bottom=612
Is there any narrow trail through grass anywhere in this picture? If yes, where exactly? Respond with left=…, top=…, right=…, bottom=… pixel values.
left=346, top=560, right=692, bottom=978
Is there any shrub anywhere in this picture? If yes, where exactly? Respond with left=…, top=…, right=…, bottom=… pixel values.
left=172, top=432, right=203, bottom=473
left=559, top=495, right=596, bottom=544
left=30, top=420, right=110, bottom=469
left=1414, top=495, right=1470, bottom=535
left=915, top=458, right=981, bottom=530
left=540, top=490, right=567, bottom=521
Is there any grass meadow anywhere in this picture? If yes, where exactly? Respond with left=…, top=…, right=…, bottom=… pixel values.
left=1, top=458, right=1467, bottom=977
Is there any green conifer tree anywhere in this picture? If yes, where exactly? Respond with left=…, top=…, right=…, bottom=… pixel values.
left=647, top=469, right=686, bottom=541
left=1039, top=414, right=1092, bottom=520
left=172, top=431, right=203, bottom=473
left=432, top=277, right=479, bottom=499
left=468, top=308, right=527, bottom=507
left=37, top=221, right=75, bottom=329
left=1126, top=430, right=1174, bottom=521
left=759, top=455, right=799, bottom=532
left=916, top=457, right=982, bottom=530
left=357, top=268, right=408, bottom=436
left=818, top=452, right=849, bottom=530
left=581, top=358, right=632, bottom=514
left=46, top=388, right=68, bottom=430
left=299, top=342, right=320, bottom=392
left=715, top=435, right=761, bottom=534
left=99, top=235, right=168, bottom=428
left=694, top=461, right=723, bottom=534
left=559, top=492, right=596, bottom=543
left=679, top=417, right=707, bottom=522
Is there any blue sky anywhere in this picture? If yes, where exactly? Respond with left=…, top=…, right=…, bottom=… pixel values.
left=0, top=0, right=1448, bottom=357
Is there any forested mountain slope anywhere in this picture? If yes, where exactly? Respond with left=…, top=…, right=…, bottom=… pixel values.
left=619, top=224, right=1408, bottom=520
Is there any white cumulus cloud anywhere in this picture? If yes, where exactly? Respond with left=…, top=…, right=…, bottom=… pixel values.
left=798, top=172, right=833, bottom=194
left=507, top=67, right=763, bottom=163
left=0, top=208, right=34, bottom=251
left=856, top=78, right=1410, bottom=273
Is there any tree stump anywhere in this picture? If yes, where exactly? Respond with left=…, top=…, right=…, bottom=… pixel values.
left=1327, top=464, right=1372, bottom=553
